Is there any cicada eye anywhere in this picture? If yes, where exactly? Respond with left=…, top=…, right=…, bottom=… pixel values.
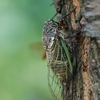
left=52, top=24, right=57, bottom=27
left=48, top=20, right=58, bottom=27
left=51, top=22, right=59, bottom=27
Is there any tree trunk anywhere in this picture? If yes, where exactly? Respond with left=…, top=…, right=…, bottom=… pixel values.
left=52, top=0, right=100, bottom=100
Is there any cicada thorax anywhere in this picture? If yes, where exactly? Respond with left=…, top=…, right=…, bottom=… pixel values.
left=42, top=20, right=59, bottom=61
left=42, top=20, right=59, bottom=51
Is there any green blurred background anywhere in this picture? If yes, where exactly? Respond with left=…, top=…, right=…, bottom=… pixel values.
left=0, top=0, right=55, bottom=100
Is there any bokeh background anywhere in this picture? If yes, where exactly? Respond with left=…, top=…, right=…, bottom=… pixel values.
left=0, top=0, right=56, bottom=100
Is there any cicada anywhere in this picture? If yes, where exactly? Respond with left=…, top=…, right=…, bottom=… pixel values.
left=42, top=19, right=72, bottom=100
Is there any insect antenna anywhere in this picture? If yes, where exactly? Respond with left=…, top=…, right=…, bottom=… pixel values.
left=51, top=12, right=58, bottom=20
left=50, top=2, right=54, bottom=6
left=61, top=7, right=76, bottom=21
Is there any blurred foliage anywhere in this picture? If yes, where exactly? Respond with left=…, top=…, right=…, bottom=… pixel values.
left=0, top=0, right=55, bottom=100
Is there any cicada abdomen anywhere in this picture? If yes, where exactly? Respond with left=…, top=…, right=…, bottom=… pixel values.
left=42, top=19, right=72, bottom=100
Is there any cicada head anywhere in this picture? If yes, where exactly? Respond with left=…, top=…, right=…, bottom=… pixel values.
left=42, top=19, right=59, bottom=51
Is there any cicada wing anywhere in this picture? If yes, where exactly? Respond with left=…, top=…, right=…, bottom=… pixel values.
left=47, top=39, right=70, bottom=100
left=47, top=40, right=63, bottom=100
left=60, top=38, right=73, bottom=100
left=48, top=65, right=63, bottom=100
left=60, top=38, right=72, bottom=74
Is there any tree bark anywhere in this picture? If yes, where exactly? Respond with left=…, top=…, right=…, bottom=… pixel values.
left=52, top=0, right=100, bottom=100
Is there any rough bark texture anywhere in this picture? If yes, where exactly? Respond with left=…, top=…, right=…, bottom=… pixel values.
left=81, top=0, right=100, bottom=100
left=81, top=0, right=100, bottom=39
left=52, top=0, right=100, bottom=100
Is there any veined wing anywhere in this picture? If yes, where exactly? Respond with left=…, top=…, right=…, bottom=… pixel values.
left=60, top=37, right=72, bottom=73
left=47, top=37, right=72, bottom=100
